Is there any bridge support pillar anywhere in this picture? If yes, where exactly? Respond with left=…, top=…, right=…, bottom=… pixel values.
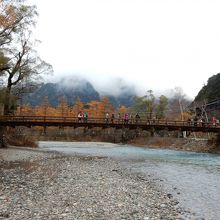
left=83, top=127, right=88, bottom=134
left=182, top=131, right=187, bottom=138
left=135, top=128, right=140, bottom=138
left=150, top=128, right=155, bottom=137
left=43, top=126, right=47, bottom=135
left=178, top=129, right=187, bottom=138
left=121, top=128, right=127, bottom=143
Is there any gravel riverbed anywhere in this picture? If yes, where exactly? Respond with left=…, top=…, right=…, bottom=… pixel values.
left=0, top=147, right=193, bottom=219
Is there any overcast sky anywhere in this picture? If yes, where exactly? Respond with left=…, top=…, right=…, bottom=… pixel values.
left=32, top=0, right=220, bottom=98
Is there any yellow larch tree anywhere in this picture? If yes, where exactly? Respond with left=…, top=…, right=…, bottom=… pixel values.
left=57, top=96, right=68, bottom=117
left=72, top=97, right=84, bottom=117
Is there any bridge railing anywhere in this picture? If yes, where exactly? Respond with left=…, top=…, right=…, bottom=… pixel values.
left=0, top=115, right=219, bottom=128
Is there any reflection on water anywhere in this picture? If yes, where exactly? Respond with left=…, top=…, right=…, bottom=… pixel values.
left=39, top=141, right=220, bottom=220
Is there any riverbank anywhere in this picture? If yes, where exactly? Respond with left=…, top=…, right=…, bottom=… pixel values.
left=38, top=136, right=220, bottom=154
left=0, top=147, right=193, bottom=219
left=36, top=127, right=220, bottom=154
left=128, top=136, right=220, bottom=154
left=11, top=126, right=220, bottom=154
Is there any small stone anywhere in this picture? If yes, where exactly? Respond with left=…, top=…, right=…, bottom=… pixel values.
left=160, top=204, right=166, bottom=208
left=61, top=213, right=68, bottom=217
left=167, top=193, right=173, bottom=199
left=87, top=208, right=92, bottom=213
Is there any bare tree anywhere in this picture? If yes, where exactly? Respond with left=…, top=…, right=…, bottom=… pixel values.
left=3, top=35, right=52, bottom=114
left=0, top=1, right=52, bottom=148
left=0, top=1, right=52, bottom=114
left=168, top=87, right=191, bottom=120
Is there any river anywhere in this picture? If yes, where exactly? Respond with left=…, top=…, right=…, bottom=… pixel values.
left=39, top=141, right=220, bottom=220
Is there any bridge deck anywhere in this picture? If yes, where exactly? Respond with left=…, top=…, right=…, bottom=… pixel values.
left=0, top=116, right=220, bottom=133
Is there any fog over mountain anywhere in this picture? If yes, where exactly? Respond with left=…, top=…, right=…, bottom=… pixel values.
left=39, top=74, right=192, bottom=105
left=91, top=77, right=139, bottom=97
left=45, top=74, right=193, bottom=98
left=23, top=77, right=100, bottom=107
left=23, top=75, right=141, bottom=107
left=45, top=74, right=141, bottom=97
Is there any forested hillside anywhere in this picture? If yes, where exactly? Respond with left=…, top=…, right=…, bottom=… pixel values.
left=194, top=73, right=220, bottom=103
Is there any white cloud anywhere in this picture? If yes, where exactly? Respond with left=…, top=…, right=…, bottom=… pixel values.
left=33, top=0, right=220, bottom=98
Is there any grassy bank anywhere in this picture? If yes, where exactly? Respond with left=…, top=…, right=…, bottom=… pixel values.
left=128, top=136, right=220, bottom=154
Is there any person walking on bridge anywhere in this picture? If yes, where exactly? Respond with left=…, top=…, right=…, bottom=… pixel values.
left=212, top=116, right=217, bottom=126
left=111, top=113, right=115, bottom=123
left=117, top=113, right=121, bottom=123
left=135, top=113, right=140, bottom=124
left=105, top=112, right=109, bottom=123
left=194, top=116, right=198, bottom=126
left=78, top=112, right=82, bottom=122
left=124, top=113, right=129, bottom=124
left=129, top=113, right=134, bottom=124
left=83, top=112, right=88, bottom=123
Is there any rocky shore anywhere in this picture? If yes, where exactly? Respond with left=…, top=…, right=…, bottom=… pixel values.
left=0, top=147, right=193, bottom=219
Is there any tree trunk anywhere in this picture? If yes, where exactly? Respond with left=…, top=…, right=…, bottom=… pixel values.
left=0, top=127, right=7, bottom=148
left=3, top=84, right=11, bottom=115
left=1, top=83, right=12, bottom=148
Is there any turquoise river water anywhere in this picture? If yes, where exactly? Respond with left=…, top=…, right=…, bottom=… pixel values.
left=39, top=141, right=220, bottom=220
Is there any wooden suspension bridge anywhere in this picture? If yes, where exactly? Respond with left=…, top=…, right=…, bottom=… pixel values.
left=0, top=115, right=220, bottom=133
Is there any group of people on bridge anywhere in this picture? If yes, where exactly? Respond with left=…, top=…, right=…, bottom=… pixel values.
left=104, top=112, right=141, bottom=124
left=77, top=111, right=141, bottom=124
left=77, top=112, right=88, bottom=122
left=188, top=115, right=219, bottom=127
left=77, top=111, right=220, bottom=127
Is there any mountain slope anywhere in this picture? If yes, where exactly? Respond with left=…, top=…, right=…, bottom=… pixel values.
left=22, top=77, right=136, bottom=107
left=194, top=73, right=220, bottom=103
left=23, top=79, right=100, bottom=107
